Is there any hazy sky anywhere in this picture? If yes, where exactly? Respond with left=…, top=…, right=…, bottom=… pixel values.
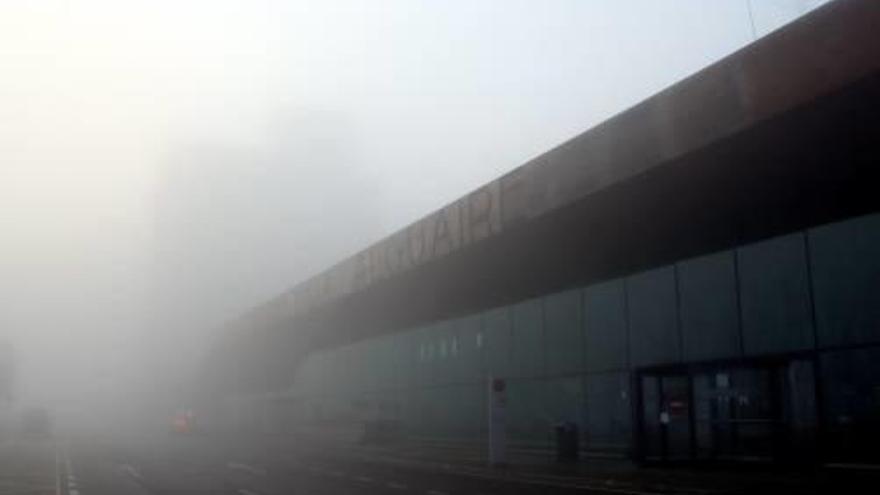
left=0, top=0, right=828, bottom=409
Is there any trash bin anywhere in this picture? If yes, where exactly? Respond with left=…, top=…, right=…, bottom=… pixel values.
left=554, top=421, right=579, bottom=461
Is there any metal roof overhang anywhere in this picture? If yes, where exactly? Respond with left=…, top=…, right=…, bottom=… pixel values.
left=296, top=68, right=880, bottom=350
left=208, top=0, right=880, bottom=392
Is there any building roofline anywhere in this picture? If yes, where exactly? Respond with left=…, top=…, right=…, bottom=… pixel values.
left=232, top=0, right=880, bottom=333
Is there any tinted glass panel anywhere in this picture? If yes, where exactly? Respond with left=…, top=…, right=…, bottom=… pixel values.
left=544, top=376, right=586, bottom=431
left=584, top=372, right=632, bottom=453
left=544, top=290, right=584, bottom=375
left=810, top=213, right=880, bottom=347
left=507, top=379, right=551, bottom=444
left=627, top=266, right=681, bottom=366
left=821, top=347, right=880, bottom=463
left=483, top=307, right=512, bottom=379
left=584, top=279, right=628, bottom=372
left=455, top=315, right=484, bottom=384
left=511, top=299, right=544, bottom=377
left=677, top=251, right=741, bottom=361
left=738, top=233, right=814, bottom=355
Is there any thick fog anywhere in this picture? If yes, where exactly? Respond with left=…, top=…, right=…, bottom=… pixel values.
left=0, top=0, right=827, bottom=433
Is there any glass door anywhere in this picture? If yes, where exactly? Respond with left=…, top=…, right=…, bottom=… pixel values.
left=640, top=373, right=694, bottom=461
left=641, top=359, right=818, bottom=463
left=693, top=368, right=778, bottom=461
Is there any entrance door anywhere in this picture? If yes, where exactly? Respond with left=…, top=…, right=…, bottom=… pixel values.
left=640, top=373, right=694, bottom=461
left=640, top=359, right=817, bottom=463
left=692, top=367, right=779, bottom=461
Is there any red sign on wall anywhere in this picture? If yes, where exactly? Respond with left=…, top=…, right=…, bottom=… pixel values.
left=668, top=399, right=688, bottom=417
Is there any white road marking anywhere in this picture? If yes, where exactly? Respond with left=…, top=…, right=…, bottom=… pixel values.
left=61, top=447, right=80, bottom=495
left=226, top=462, right=267, bottom=477
left=120, top=463, right=143, bottom=481
left=386, top=481, right=408, bottom=490
left=237, top=489, right=261, bottom=495
left=427, top=490, right=449, bottom=495
left=55, top=445, right=61, bottom=495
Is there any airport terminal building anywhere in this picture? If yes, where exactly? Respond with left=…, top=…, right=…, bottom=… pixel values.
left=202, top=0, right=880, bottom=466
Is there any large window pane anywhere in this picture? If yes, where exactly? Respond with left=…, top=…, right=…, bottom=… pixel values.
left=544, top=290, right=584, bottom=376
left=738, top=233, right=814, bottom=355
left=627, top=266, right=681, bottom=367
left=677, top=251, right=742, bottom=361
left=821, top=347, right=880, bottom=463
left=585, top=372, right=632, bottom=454
left=453, top=315, right=484, bottom=384
left=483, top=307, right=512, bottom=379
left=507, top=378, right=552, bottom=445
left=810, top=213, right=880, bottom=347
left=584, top=279, right=628, bottom=372
left=511, top=299, right=545, bottom=377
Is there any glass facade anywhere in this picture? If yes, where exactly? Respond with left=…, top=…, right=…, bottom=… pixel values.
left=291, top=212, right=880, bottom=461
left=737, top=233, right=814, bottom=356
left=583, top=280, right=628, bottom=372
left=627, top=267, right=681, bottom=367
left=677, top=251, right=742, bottom=362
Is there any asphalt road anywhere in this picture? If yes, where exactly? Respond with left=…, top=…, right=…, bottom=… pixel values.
left=0, top=437, right=58, bottom=495
left=8, top=432, right=871, bottom=495
left=42, top=433, right=684, bottom=495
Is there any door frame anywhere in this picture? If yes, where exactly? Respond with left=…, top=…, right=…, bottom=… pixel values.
left=634, top=369, right=696, bottom=463
left=633, top=352, right=820, bottom=465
